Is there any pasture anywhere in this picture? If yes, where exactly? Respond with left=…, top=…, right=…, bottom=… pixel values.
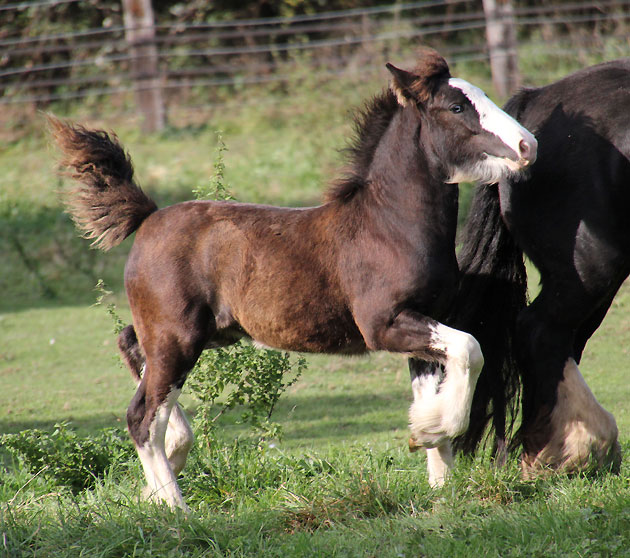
left=1, top=59, right=630, bottom=557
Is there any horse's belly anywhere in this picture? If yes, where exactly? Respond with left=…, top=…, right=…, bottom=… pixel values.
left=234, top=302, right=366, bottom=355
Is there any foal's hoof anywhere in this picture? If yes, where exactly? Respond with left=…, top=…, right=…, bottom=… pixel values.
left=141, top=485, right=191, bottom=514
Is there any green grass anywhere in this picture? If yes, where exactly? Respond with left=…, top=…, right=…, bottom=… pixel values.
left=2, top=48, right=630, bottom=557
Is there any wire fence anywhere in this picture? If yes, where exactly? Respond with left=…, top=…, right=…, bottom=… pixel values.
left=1, top=0, right=629, bottom=120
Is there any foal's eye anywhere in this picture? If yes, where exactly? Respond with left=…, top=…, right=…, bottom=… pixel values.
left=450, top=104, right=465, bottom=114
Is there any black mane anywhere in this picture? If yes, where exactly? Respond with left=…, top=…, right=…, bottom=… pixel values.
left=326, top=89, right=400, bottom=202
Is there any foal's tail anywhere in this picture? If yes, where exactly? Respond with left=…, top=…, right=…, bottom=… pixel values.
left=48, top=115, right=158, bottom=251
left=448, top=183, right=528, bottom=458
left=118, top=324, right=145, bottom=385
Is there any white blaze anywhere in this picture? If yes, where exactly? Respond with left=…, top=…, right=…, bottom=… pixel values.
left=449, top=77, right=537, bottom=162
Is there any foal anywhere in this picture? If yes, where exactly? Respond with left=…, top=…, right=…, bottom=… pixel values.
left=51, top=48, right=536, bottom=510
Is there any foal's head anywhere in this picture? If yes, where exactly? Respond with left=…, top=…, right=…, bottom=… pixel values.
left=386, top=48, right=537, bottom=184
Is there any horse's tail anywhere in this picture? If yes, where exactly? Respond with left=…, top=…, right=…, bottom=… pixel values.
left=449, top=183, right=528, bottom=458
left=48, top=115, right=158, bottom=251
left=118, top=324, right=145, bottom=385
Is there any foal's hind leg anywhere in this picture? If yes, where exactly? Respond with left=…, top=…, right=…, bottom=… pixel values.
left=164, top=402, right=194, bottom=476
left=119, top=325, right=194, bottom=477
left=129, top=381, right=188, bottom=510
left=125, top=326, right=207, bottom=510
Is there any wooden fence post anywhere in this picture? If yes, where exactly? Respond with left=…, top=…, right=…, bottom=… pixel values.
left=483, top=0, right=520, bottom=99
left=122, top=0, right=165, bottom=132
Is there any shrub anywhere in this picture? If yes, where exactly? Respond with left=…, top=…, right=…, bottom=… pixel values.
left=0, top=422, right=134, bottom=492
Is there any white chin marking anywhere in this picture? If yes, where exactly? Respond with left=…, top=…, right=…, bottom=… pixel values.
left=447, top=155, right=525, bottom=185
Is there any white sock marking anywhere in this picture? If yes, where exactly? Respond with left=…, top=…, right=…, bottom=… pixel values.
left=408, top=324, right=483, bottom=448
left=426, top=442, right=454, bottom=488
left=135, top=388, right=189, bottom=510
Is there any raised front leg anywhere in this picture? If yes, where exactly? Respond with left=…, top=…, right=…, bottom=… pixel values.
left=357, top=309, right=483, bottom=485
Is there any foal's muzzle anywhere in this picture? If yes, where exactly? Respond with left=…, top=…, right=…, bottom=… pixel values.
left=516, top=135, right=538, bottom=167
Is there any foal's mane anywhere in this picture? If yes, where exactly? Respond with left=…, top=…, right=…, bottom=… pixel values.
left=325, top=89, right=400, bottom=203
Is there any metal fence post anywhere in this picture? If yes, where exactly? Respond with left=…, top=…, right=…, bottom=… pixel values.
left=122, top=0, right=165, bottom=132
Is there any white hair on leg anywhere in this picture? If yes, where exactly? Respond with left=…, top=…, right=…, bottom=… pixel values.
left=135, top=388, right=190, bottom=511
left=408, top=324, right=483, bottom=449
left=426, top=442, right=454, bottom=488
left=165, top=402, right=194, bottom=477
left=523, top=358, right=620, bottom=476
left=130, top=363, right=193, bottom=480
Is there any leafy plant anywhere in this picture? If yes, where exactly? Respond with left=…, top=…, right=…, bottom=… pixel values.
left=93, top=278, right=126, bottom=335
left=192, top=132, right=233, bottom=202
left=0, top=422, right=134, bottom=493
left=188, top=344, right=306, bottom=447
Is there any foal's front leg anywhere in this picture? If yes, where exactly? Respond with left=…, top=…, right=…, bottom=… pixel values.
left=358, top=309, right=483, bottom=485
left=408, top=359, right=454, bottom=487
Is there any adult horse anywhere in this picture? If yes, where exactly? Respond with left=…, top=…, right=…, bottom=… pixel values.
left=50, top=48, right=536, bottom=510
left=428, top=58, right=629, bottom=475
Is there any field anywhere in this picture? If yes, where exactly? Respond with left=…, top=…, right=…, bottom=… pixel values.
left=1, top=56, right=630, bottom=557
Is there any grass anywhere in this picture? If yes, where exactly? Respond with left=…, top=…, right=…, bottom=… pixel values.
left=2, top=47, right=630, bottom=557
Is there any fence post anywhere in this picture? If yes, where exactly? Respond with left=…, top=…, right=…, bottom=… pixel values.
left=483, top=0, right=520, bottom=99
left=122, top=0, right=165, bottom=132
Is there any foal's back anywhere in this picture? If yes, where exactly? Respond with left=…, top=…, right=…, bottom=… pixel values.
left=124, top=199, right=366, bottom=354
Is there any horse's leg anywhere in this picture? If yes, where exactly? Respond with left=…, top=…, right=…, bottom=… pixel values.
left=425, top=444, right=454, bottom=487
left=119, top=325, right=194, bottom=477
left=359, top=310, right=483, bottom=485
left=129, top=379, right=188, bottom=510
left=164, top=402, right=194, bottom=477
left=517, top=294, right=621, bottom=477
left=125, top=317, right=209, bottom=511
left=408, top=359, right=455, bottom=486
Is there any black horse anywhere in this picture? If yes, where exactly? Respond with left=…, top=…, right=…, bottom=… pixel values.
left=52, top=48, right=536, bottom=510
left=425, top=58, right=630, bottom=474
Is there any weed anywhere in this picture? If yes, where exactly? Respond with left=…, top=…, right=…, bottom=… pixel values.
left=0, top=422, right=134, bottom=493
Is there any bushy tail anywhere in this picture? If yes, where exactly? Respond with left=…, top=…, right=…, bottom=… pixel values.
left=48, top=115, right=158, bottom=251
left=449, top=184, right=528, bottom=458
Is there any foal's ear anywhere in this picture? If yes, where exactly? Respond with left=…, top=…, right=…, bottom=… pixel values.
left=386, top=63, right=418, bottom=107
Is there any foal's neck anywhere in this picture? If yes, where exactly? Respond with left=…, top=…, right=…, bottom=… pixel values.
left=366, top=106, right=458, bottom=227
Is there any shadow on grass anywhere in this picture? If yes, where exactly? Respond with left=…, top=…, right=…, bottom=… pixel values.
left=199, top=386, right=410, bottom=449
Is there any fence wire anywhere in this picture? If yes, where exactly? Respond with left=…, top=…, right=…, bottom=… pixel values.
left=1, top=0, right=629, bottom=110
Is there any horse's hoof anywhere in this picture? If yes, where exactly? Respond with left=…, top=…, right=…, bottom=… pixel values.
left=521, top=439, right=622, bottom=479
